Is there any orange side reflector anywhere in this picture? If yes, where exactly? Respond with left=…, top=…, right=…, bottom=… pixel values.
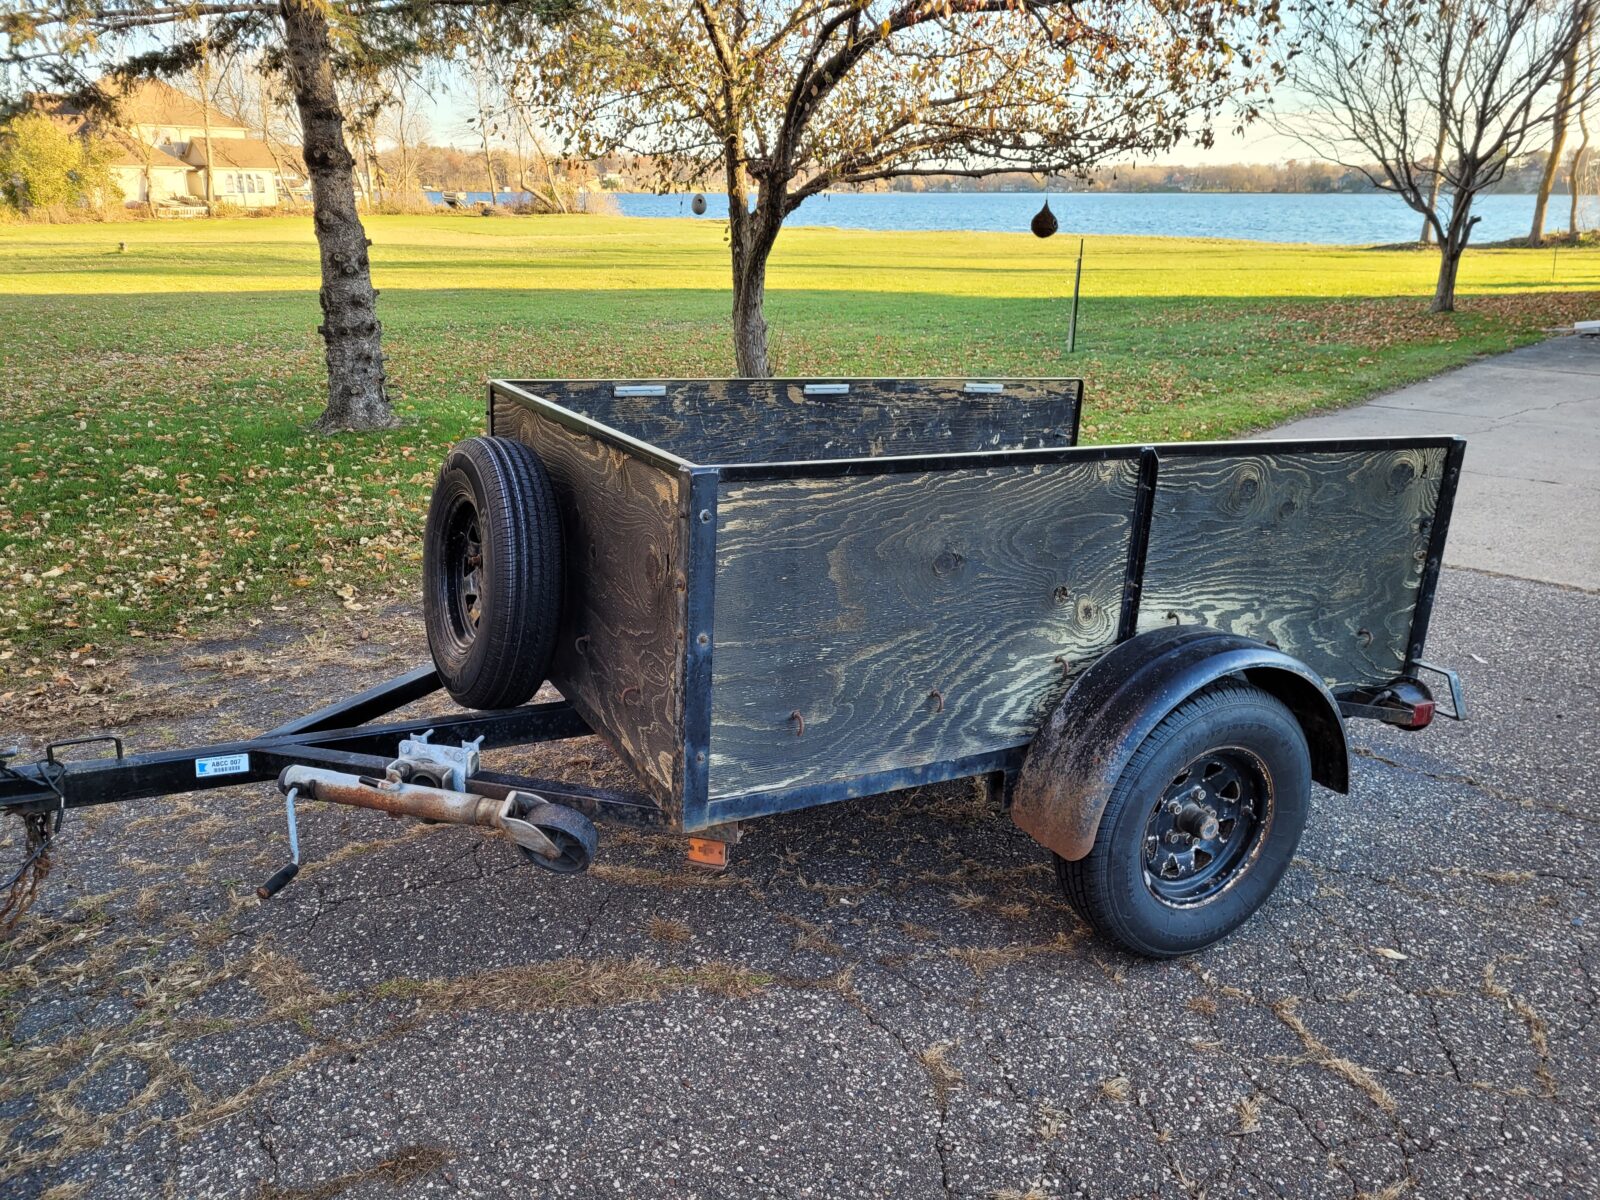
left=686, top=837, right=729, bottom=871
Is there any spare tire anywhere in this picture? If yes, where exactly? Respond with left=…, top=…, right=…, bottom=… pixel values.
left=423, top=436, right=563, bottom=709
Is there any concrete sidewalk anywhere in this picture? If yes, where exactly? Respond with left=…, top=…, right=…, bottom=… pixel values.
left=1261, top=334, right=1600, bottom=590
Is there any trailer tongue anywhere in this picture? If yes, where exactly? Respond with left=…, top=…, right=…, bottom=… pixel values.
left=2, top=376, right=1466, bottom=956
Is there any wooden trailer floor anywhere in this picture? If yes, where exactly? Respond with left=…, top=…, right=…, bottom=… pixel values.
left=1, top=563, right=1594, bottom=1200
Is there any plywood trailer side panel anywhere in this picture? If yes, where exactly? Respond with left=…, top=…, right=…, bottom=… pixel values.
left=706, top=457, right=1142, bottom=809
left=1135, top=446, right=1446, bottom=687
left=491, top=392, right=689, bottom=816
left=505, top=378, right=1083, bottom=466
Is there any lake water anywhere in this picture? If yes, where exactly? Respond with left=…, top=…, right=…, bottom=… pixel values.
left=609, top=190, right=1569, bottom=245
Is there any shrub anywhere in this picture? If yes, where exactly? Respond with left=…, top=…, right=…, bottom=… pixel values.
left=0, top=113, right=118, bottom=213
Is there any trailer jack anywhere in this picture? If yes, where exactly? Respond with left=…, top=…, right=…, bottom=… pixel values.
left=259, top=764, right=601, bottom=898
left=1, top=668, right=675, bottom=925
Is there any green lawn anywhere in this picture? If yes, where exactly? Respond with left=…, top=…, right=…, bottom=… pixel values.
left=1, top=213, right=1595, bottom=675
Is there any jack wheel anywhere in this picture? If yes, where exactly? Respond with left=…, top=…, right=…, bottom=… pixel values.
left=516, top=801, right=598, bottom=875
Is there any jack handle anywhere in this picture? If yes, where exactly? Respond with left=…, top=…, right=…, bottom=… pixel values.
left=257, top=786, right=302, bottom=899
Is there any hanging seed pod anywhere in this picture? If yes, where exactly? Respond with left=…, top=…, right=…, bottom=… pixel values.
left=691, top=193, right=707, bottom=215
left=1031, top=199, right=1058, bottom=239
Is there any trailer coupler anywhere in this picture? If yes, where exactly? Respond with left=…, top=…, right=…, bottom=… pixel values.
left=259, top=765, right=601, bottom=897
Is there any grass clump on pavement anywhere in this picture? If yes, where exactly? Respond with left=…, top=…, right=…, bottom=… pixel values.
left=1, top=214, right=1595, bottom=674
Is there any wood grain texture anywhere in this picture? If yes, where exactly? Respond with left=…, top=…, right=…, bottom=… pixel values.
left=1135, top=448, right=1446, bottom=687
left=706, top=459, right=1141, bottom=804
left=507, top=378, right=1082, bottom=466
left=492, top=394, right=688, bottom=813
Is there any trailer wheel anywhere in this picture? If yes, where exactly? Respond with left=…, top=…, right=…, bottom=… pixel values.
left=423, top=436, right=563, bottom=710
left=1056, top=683, right=1309, bottom=958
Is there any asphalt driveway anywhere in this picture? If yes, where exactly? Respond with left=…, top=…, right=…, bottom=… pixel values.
left=2, top=337, right=1597, bottom=1199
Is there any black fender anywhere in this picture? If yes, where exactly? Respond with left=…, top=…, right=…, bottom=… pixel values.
left=1011, top=626, right=1348, bottom=861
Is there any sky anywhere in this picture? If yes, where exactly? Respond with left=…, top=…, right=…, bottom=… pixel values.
left=411, top=68, right=1319, bottom=171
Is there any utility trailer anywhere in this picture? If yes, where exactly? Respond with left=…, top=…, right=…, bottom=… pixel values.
left=1, top=378, right=1465, bottom=956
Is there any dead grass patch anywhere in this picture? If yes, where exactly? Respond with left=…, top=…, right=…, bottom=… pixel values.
left=190, top=632, right=404, bottom=685
left=1271, top=997, right=1398, bottom=1117
left=919, top=1041, right=963, bottom=1108
left=1099, top=1075, right=1133, bottom=1103
left=1234, top=1092, right=1264, bottom=1134
left=246, top=947, right=338, bottom=1017
left=0, top=664, right=212, bottom=735
left=794, top=873, right=877, bottom=902
left=947, top=933, right=1079, bottom=976
left=1430, top=866, right=1534, bottom=887
left=779, top=914, right=847, bottom=956
left=645, top=916, right=691, bottom=944
left=1034, top=1102, right=1070, bottom=1140
left=374, top=956, right=770, bottom=1014
left=256, top=1144, right=453, bottom=1200
left=591, top=864, right=739, bottom=889
left=1510, top=995, right=1558, bottom=1098
left=1356, top=1181, right=1412, bottom=1200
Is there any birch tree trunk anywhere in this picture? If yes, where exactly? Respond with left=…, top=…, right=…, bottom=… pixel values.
left=1531, top=16, right=1587, bottom=245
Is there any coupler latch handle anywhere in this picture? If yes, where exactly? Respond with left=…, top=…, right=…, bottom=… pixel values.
left=257, top=786, right=302, bottom=899
left=1414, top=660, right=1467, bottom=722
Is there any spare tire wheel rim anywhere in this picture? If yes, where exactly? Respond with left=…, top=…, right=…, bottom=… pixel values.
left=443, top=489, right=485, bottom=652
left=1142, top=745, right=1274, bottom=908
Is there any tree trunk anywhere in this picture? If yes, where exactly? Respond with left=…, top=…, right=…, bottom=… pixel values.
left=199, top=42, right=215, bottom=212
left=1421, top=124, right=1447, bottom=245
left=528, top=123, right=569, bottom=214
left=728, top=189, right=782, bottom=377
left=1530, top=136, right=1568, bottom=247
left=1574, top=38, right=1595, bottom=237
left=1574, top=138, right=1587, bottom=236
left=280, top=0, right=396, bottom=432
left=1532, top=19, right=1585, bottom=246
left=1431, top=197, right=1477, bottom=314
left=1431, top=243, right=1462, bottom=312
left=731, top=251, right=770, bottom=376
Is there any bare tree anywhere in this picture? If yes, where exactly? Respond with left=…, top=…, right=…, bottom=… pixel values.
left=526, top=0, right=1283, bottom=376
left=1284, top=0, right=1593, bottom=312
left=376, top=66, right=431, bottom=205
left=1531, top=3, right=1597, bottom=246
left=464, top=14, right=503, bottom=203
left=212, top=51, right=307, bottom=208
left=1574, top=25, right=1598, bottom=236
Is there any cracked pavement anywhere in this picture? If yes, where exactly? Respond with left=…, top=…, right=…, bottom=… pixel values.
left=5, top=580, right=1595, bottom=1200
left=4, top=342, right=1599, bottom=1199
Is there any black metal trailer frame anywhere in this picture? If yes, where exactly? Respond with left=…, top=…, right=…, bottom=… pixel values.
left=0, top=669, right=676, bottom=828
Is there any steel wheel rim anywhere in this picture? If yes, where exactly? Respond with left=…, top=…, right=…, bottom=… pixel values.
left=441, top=494, right=484, bottom=651
left=1142, top=746, right=1273, bottom=907
left=519, top=829, right=588, bottom=874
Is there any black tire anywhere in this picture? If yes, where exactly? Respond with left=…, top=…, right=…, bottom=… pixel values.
left=423, top=436, right=563, bottom=710
left=1056, top=683, right=1310, bottom=958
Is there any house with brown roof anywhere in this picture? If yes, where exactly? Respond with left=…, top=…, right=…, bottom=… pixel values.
left=51, top=79, right=303, bottom=211
left=98, top=128, right=195, bottom=207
